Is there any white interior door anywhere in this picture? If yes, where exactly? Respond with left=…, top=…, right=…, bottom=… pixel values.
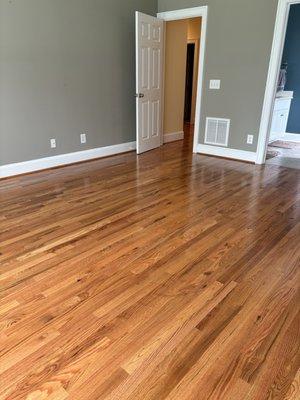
left=135, top=12, right=164, bottom=154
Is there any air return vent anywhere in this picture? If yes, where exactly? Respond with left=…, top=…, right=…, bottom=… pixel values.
left=205, top=118, right=230, bottom=146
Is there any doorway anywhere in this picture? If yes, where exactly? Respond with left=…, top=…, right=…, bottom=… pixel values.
left=265, top=3, right=300, bottom=169
left=163, top=17, right=202, bottom=147
left=159, top=8, right=207, bottom=153
left=135, top=7, right=207, bottom=155
left=256, top=0, right=300, bottom=165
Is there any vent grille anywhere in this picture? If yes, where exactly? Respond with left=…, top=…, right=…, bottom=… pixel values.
left=205, top=118, right=230, bottom=146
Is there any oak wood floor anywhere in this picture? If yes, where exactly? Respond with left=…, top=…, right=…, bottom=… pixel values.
left=0, top=129, right=299, bottom=399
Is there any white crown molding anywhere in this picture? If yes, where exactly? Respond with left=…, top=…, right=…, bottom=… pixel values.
left=197, top=144, right=256, bottom=163
left=164, top=131, right=184, bottom=143
left=0, top=141, right=136, bottom=179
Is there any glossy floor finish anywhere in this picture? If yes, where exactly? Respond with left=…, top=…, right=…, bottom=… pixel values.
left=1, top=130, right=300, bottom=399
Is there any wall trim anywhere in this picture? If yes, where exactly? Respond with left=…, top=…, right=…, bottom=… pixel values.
left=197, top=144, right=256, bottom=163
left=157, top=6, right=207, bottom=21
left=0, top=141, right=136, bottom=179
left=164, top=131, right=184, bottom=143
left=256, top=0, right=300, bottom=164
left=157, top=6, right=208, bottom=154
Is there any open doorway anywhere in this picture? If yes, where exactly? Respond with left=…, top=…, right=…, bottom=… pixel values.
left=163, top=17, right=202, bottom=146
left=266, top=3, right=300, bottom=169
left=256, top=0, right=300, bottom=166
left=135, top=7, right=207, bottom=155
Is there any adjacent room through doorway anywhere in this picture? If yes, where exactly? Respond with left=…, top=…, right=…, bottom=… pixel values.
left=266, top=3, right=300, bottom=169
left=163, top=17, right=202, bottom=145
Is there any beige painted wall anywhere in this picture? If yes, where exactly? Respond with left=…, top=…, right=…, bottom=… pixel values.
left=164, top=20, right=188, bottom=135
left=188, top=17, right=201, bottom=40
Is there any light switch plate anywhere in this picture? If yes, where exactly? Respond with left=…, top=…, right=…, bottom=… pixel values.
left=209, top=80, right=221, bottom=90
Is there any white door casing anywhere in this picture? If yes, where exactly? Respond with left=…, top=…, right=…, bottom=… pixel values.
left=256, top=0, right=300, bottom=164
left=136, top=12, right=164, bottom=154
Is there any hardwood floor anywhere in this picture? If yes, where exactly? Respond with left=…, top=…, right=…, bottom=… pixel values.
left=0, top=129, right=299, bottom=399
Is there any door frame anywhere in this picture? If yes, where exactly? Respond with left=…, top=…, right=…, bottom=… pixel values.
left=157, top=6, right=208, bottom=153
left=256, top=0, right=300, bottom=164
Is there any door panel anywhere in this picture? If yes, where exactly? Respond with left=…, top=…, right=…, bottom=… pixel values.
left=141, top=101, right=150, bottom=139
left=136, top=12, right=164, bottom=154
left=152, top=100, right=160, bottom=137
left=141, top=47, right=150, bottom=89
left=152, top=48, right=161, bottom=89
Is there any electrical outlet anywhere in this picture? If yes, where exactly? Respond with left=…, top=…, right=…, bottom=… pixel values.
left=247, top=135, right=254, bottom=145
left=50, top=138, right=56, bottom=149
left=209, top=80, right=221, bottom=90
left=80, top=133, right=87, bottom=144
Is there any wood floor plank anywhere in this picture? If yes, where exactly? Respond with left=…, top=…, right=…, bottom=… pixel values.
left=0, top=127, right=299, bottom=399
left=284, top=368, right=300, bottom=400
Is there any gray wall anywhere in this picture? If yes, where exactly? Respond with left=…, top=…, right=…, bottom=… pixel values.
left=1, top=0, right=281, bottom=165
left=159, top=0, right=279, bottom=152
left=0, top=0, right=157, bottom=165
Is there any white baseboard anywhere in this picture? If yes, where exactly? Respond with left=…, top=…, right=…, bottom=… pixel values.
left=164, top=131, right=184, bottom=143
left=0, top=141, right=136, bottom=179
left=196, top=144, right=256, bottom=163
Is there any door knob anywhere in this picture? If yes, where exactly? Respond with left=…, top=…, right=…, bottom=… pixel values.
left=135, top=93, right=145, bottom=98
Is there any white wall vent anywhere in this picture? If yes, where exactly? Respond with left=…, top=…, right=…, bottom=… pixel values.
left=204, top=118, right=230, bottom=146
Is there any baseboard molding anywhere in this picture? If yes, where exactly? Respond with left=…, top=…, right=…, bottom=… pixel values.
left=196, top=144, right=256, bottom=163
left=164, top=131, right=184, bottom=143
left=0, top=141, right=136, bottom=179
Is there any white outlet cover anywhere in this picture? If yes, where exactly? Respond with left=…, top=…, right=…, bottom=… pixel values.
left=50, top=139, right=56, bottom=148
left=209, top=80, right=221, bottom=90
left=247, top=135, right=254, bottom=145
left=80, top=133, right=87, bottom=144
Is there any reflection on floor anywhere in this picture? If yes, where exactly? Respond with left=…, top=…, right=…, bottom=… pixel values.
left=266, top=133, right=300, bottom=169
left=184, top=123, right=195, bottom=141
left=1, top=133, right=300, bottom=400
